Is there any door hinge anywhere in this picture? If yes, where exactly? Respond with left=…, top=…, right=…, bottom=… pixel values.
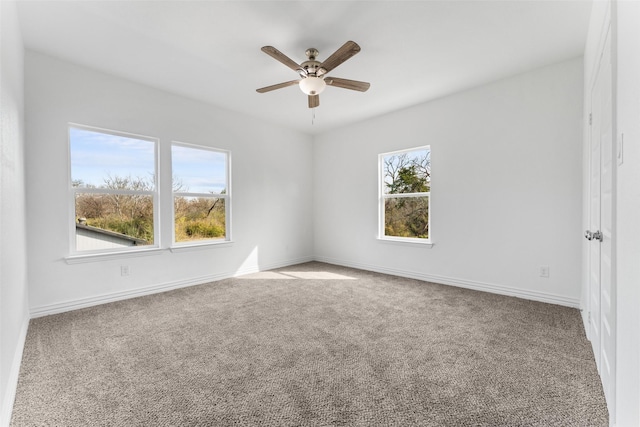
left=589, top=113, right=592, bottom=125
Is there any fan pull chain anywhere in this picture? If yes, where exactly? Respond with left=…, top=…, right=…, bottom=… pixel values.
left=311, top=108, right=316, bottom=125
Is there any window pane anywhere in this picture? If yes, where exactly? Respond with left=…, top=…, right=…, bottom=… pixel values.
left=383, top=149, right=431, bottom=194
left=174, top=196, right=226, bottom=242
left=384, top=196, right=429, bottom=239
left=75, top=193, right=154, bottom=250
left=172, top=145, right=227, bottom=194
left=70, top=127, right=155, bottom=189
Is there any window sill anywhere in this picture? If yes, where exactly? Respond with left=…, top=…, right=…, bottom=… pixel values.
left=169, top=240, right=233, bottom=252
left=377, top=237, right=434, bottom=248
left=65, top=247, right=165, bottom=264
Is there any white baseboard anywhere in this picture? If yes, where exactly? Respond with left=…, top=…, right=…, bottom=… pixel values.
left=30, top=253, right=578, bottom=318
left=30, top=255, right=314, bottom=318
left=314, top=256, right=581, bottom=308
left=1, top=315, right=29, bottom=427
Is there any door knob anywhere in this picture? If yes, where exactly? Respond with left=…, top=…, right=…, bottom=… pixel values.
left=585, top=230, right=603, bottom=242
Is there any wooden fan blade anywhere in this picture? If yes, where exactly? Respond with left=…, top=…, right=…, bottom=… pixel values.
left=319, top=41, right=361, bottom=73
left=256, top=80, right=300, bottom=93
left=261, top=46, right=301, bottom=72
left=308, top=95, right=319, bottom=108
left=325, top=77, right=370, bottom=92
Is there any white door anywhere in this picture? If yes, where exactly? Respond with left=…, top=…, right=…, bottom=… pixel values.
left=588, top=24, right=616, bottom=414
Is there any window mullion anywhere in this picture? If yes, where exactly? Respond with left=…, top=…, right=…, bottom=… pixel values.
left=73, top=188, right=156, bottom=197
left=383, top=192, right=430, bottom=199
left=173, top=192, right=227, bottom=198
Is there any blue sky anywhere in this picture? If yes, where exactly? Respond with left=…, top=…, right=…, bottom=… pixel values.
left=70, top=127, right=227, bottom=194
left=171, top=144, right=226, bottom=194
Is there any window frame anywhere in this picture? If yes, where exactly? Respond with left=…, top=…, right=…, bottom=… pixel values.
left=378, top=145, right=432, bottom=245
left=67, top=123, right=160, bottom=256
left=170, top=141, right=232, bottom=247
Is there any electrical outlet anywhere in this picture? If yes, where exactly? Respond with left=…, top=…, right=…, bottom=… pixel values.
left=120, top=265, right=130, bottom=276
left=539, top=266, right=549, bottom=278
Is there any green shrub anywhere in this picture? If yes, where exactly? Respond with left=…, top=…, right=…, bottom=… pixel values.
left=184, top=220, right=225, bottom=238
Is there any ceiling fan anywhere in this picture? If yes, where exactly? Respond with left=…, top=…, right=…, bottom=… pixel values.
left=256, top=41, right=370, bottom=108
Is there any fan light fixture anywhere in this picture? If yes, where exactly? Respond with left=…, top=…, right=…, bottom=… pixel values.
left=257, top=42, right=370, bottom=109
left=299, top=76, right=326, bottom=95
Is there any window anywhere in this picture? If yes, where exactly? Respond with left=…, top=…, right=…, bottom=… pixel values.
left=379, top=146, right=431, bottom=242
left=69, top=125, right=158, bottom=253
left=171, top=143, right=230, bottom=245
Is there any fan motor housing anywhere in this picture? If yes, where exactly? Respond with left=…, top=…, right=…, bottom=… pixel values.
left=302, top=48, right=326, bottom=76
left=301, top=60, right=324, bottom=76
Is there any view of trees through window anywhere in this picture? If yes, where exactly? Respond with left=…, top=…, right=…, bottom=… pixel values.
left=174, top=196, right=225, bottom=242
left=73, top=174, right=227, bottom=245
left=381, top=147, right=431, bottom=239
left=171, top=144, right=228, bottom=243
left=70, top=126, right=157, bottom=251
left=70, top=126, right=229, bottom=252
left=74, top=176, right=155, bottom=245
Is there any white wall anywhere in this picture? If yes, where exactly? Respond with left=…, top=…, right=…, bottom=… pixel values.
left=24, top=52, right=314, bottom=315
left=314, top=58, right=584, bottom=307
left=0, top=1, right=30, bottom=426
left=612, top=1, right=640, bottom=425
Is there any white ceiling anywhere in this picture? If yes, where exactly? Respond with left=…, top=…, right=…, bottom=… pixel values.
left=16, top=0, right=592, bottom=135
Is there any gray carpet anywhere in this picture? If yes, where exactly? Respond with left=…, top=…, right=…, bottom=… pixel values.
left=11, top=262, right=608, bottom=426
